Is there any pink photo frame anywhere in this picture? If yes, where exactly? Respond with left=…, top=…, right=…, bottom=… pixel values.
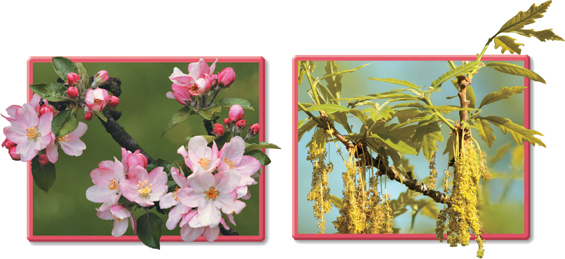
left=292, top=55, right=531, bottom=240
left=27, top=56, right=266, bottom=242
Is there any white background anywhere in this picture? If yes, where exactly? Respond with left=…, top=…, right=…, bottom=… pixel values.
left=1, top=0, right=563, bottom=258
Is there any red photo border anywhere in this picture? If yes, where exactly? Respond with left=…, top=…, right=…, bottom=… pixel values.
left=292, top=55, right=531, bottom=240
left=27, top=56, right=266, bottom=242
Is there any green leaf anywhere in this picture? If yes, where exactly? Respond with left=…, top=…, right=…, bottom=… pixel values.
left=394, top=108, right=426, bottom=123
left=75, top=62, right=90, bottom=89
left=217, top=98, right=255, bottom=111
left=431, top=61, right=481, bottom=88
left=319, top=64, right=369, bottom=81
left=93, top=110, right=107, bottom=122
left=324, top=61, right=343, bottom=99
left=481, top=116, right=545, bottom=147
left=348, top=108, right=367, bottom=123
left=31, top=155, right=56, bottom=193
left=489, top=142, right=513, bottom=166
left=443, top=134, right=455, bottom=161
left=486, top=62, right=545, bottom=83
left=162, top=107, right=196, bottom=135
left=420, top=200, right=440, bottom=220
left=369, top=77, right=420, bottom=90
left=513, top=28, right=564, bottom=42
left=52, top=57, right=78, bottom=82
left=305, top=104, right=349, bottom=114
left=146, top=159, right=173, bottom=174
left=245, top=142, right=281, bottom=152
left=298, top=62, right=306, bottom=85
left=369, top=133, right=418, bottom=155
left=479, top=86, right=527, bottom=108
left=298, top=118, right=318, bottom=142
left=297, top=118, right=308, bottom=128
left=137, top=212, right=163, bottom=250
left=474, top=117, right=496, bottom=148
left=198, top=104, right=222, bottom=120
left=368, top=105, right=394, bottom=122
left=333, top=111, right=352, bottom=134
left=29, top=83, right=67, bottom=102
left=497, top=0, right=552, bottom=34
left=244, top=150, right=271, bottom=166
left=330, top=195, right=343, bottom=209
left=467, top=85, right=477, bottom=109
left=51, top=110, right=78, bottom=137
left=394, top=102, right=478, bottom=114
left=494, top=35, right=524, bottom=54
left=412, top=115, right=444, bottom=160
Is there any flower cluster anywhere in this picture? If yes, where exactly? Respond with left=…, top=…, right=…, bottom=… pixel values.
left=160, top=136, right=261, bottom=242
left=212, top=104, right=260, bottom=140
left=85, top=148, right=161, bottom=237
left=2, top=94, right=87, bottom=165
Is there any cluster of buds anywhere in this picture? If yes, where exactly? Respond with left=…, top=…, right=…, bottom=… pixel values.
left=2, top=138, right=19, bottom=160
left=166, top=59, right=236, bottom=111
left=213, top=104, right=260, bottom=140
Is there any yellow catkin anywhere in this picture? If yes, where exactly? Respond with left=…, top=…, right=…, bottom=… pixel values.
left=436, top=139, right=487, bottom=258
left=428, top=151, right=438, bottom=190
left=306, top=129, right=332, bottom=233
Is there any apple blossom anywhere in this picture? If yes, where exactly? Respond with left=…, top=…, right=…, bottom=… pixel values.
left=248, top=123, right=260, bottom=137
left=122, top=148, right=148, bottom=172
left=180, top=213, right=230, bottom=242
left=236, top=119, right=247, bottom=129
left=176, top=166, right=245, bottom=227
left=120, top=165, right=168, bottom=207
left=229, top=104, right=244, bottom=123
left=177, top=136, right=221, bottom=174
left=85, top=88, right=110, bottom=111
left=67, top=73, right=80, bottom=86
left=67, top=86, right=79, bottom=99
left=217, top=136, right=261, bottom=197
left=218, top=67, right=236, bottom=88
left=2, top=94, right=42, bottom=122
left=159, top=167, right=195, bottom=230
left=97, top=205, right=136, bottom=237
left=213, top=123, right=225, bottom=137
left=108, top=96, right=120, bottom=108
left=86, top=157, right=125, bottom=210
left=93, top=70, right=109, bottom=86
left=45, top=122, right=88, bottom=163
left=3, top=103, right=53, bottom=162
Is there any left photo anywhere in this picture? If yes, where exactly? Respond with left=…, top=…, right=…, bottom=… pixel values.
left=3, top=57, right=279, bottom=246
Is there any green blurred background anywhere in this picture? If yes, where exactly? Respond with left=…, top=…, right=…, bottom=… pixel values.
left=32, top=60, right=260, bottom=236
left=298, top=60, right=527, bottom=234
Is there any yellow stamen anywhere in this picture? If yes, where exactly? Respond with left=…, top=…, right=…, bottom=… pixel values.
left=137, top=179, right=152, bottom=199
left=173, top=186, right=180, bottom=202
left=205, top=187, right=219, bottom=200
left=55, top=134, right=69, bottom=142
left=198, top=157, right=211, bottom=170
left=223, top=158, right=235, bottom=169
left=108, top=178, right=117, bottom=190
left=26, top=126, right=40, bottom=141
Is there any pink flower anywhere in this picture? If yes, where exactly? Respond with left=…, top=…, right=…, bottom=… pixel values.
left=97, top=205, right=136, bottom=237
left=67, top=86, right=79, bottom=99
left=45, top=122, right=87, bottom=163
left=248, top=123, right=260, bottom=136
left=108, top=96, right=120, bottom=108
left=223, top=118, right=230, bottom=125
left=85, top=88, right=110, bottom=112
left=187, top=58, right=217, bottom=80
left=176, top=166, right=245, bottom=227
left=213, top=123, right=225, bottom=137
left=2, top=94, right=42, bottom=122
left=218, top=67, right=236, bottom=88
left=159, top=167, right=194, bottom=230
left=218, top=136, right=261, bottom=197
left=8, top=146, right=20, bottom=160
left=67, top=73, right=80, bottom=86
left=177, top=136, right=221, bottom=174
left=3, top=103, right=53, bottom=162
left=86, top=158, right=125, bottom=210
left=120, top=165, right=168, bottom=207
left=180, top=213, right=230, bottom=242
left=167, top=59, right=218, bottom=100
left=122, top=148, right=148, bottom=172
left=236, top=119, right=247, bottom=129
left=229, top=104, right=244, bottom=123
left=94, top=70, right=109, bottom=85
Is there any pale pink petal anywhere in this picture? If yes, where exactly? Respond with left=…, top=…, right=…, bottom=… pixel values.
left=149, top=184, right=168, bottom=202
left=209, top=59, right=218, bottom=74
left=198, top=59, right=210, bottom=76
left=159, top=192, right=178, bottom=209
left=180, top=224, right=204, bottom=242
left=171, top=167, right=189, bottom=187
left=59, top=136, right=86, bottom=156
left=128, top=165, right=148, bottom=183
left=86, top=185, right=116, bottom=203
left=235, top=186, right=249, bottom=199
left=188, top=136, right=210, bottom=166
left=112, top=218, right=129, bottom=237
left=90, top=167, right=115, bottom=185
left=46, top=140, right=58, bottom=163
left=119, top=180, right=141, bottom=203
left=198, top=199, right=221, bottom=227
left=215, top=170, right=241, bottom=193
left=37, top=112, right=53, bottom=136
left=216, top=191, right=246, bottom=215
left=166, top=91, right=175, bottom=99
left=227, top=213, right=236, bottom=226
left=3, top=126, right=28, bottom=143
left=241, top=190, right=251, bottom=200
left=111, top=205, right=131, bottom=219
left=236, top=156, right=262, bottom=176
left=99, top=193, right=120, bottom=211
left=16, top=103, right=38, bottom=127
left=97, top=208, right=114, bottom=220
left=220, top=217, right=229, bottom=229
left=177, top=146, right=188, bottom=158
left=187, top=171, right=215, bottom=192
left=6, top=105, right=21, bottom=119
left=29, top=94, right=41, bottom=111
left=177, top=188, right=205, bottom=208
left=181, top=210, right=198, bottom=227
left=202, top=226, right=220, bottom=242
left=169, top=67, right=188, bottom=84
left=16, top=140, right=37, bottom=162
left=130, top=215, right=137, bottom=235
left=68, top=122, right=87, bottom=138
left=148, top=167, right=167, bottom=186
left=166, top=204, right=190, bottom=230
left=121, top=148, right=130, bottom=167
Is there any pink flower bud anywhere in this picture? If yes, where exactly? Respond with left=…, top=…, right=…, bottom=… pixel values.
left=213, top=123, right=225, bottom=137
left=39, top=154, right=49, bottom=166
left=108, top=96, right=120, bottom=108
left=204, top=73, right=218, bottom=89
left=224, top=118, right=230, bottom=125
left=218, top=67, right=236, bottom=88
left=236, top=119, right=247, bottom=129
left=127, top=150, right=148, bottom=169
left=84, top=111, right=93, bottom=121
left=85, top=88, right=110, bottom=111
left=249, top=123, right=260, bottom=135
left=39, top=104, right=54, bottom=116
left=229, top=104, right=244, bottom=122
left=8, top=146, right=20, bottom=161
left=2, top=138, right=15, bottom=149
left=67, top=86, right=79, bottom=99
left=66, top=72, right=80, bottom=86
left=94, top=70, right=109, bottom=85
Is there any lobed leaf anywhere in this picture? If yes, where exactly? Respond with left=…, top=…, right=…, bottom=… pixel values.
left=305, top=104, right=349, bottom=114
left=431, top=61, right=481, bottom=88
left=412, top=114, right=444, bottom=160
left=474, top=117, right=496, bottom=148
left=319, top=64, right=369, bottom=81
left=513, top=28, right=564, bottom=42
left=481, top=115, right=545, bottom=147
left=497, top=0, right=552, bottom=34
left=298, top=118, right=318, bottom=142
left=324, top=61, right=343, bottom=99
left=369, top=133, right=418, bottom=155
left=369, top=77, right=420, bottom=90
left=494, top=35, right=524, bottom=54
left=486, top=62, right=545, bottom=83
left=479, top=86, right=527, bottom=108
